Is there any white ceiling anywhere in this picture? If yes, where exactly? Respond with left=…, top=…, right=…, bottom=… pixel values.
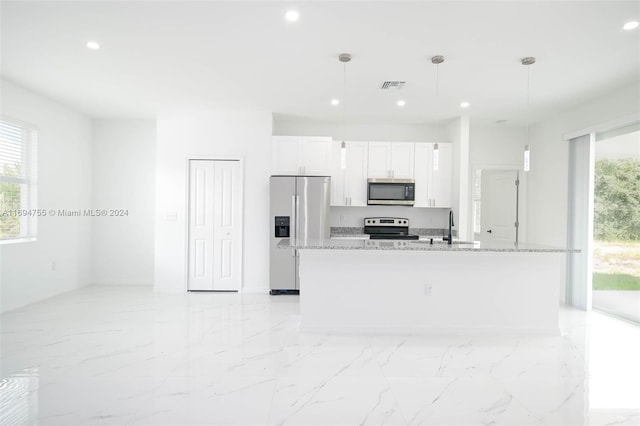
left=1, top=1, right=639, bottom=126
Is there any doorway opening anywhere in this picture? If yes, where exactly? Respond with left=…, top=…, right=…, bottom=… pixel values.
left=592, top=130, right=640, bottom=323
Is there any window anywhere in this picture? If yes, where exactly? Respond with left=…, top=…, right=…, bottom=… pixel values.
left=0, top=119, right=38, bottom=241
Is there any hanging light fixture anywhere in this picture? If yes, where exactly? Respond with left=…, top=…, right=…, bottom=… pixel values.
left=433, top=143, right=439, bottom=171
left=522, top=56, right=536, bottom=172
left=339, top=53, right=351, bottom=170
left=431, top=55, right=444, bottom=171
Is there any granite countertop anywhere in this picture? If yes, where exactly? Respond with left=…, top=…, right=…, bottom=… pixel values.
left=279, top=238, right=578, bottom=253
left=331, top=227, right=454, bottom=238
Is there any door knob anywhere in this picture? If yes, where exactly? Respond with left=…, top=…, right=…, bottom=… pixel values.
left=487, top=229, right=492, bottom=234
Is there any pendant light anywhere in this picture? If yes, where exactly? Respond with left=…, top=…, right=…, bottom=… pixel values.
left=433, top=143, right=439, bottom=171
left=431, top=55, right=445, bottom=171
left=522, top=57, right=535, bottom=172
left=339, top=53, right=351, bottom=170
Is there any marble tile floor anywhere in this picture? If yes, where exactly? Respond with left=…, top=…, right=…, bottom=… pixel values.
left=1, top=285, right=639, bottom=426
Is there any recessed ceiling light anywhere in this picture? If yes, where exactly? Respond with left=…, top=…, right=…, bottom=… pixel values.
left=623, top=21, right=639, bottom=30
left=331, top=99, right=340, bottom=106
left=397, top=100, right=406, bottom=107
left=285, top=10, right=299, bottom=22
left=86, top=41, right=100, bottom=50
left=460, top=101, right=470, bottom=108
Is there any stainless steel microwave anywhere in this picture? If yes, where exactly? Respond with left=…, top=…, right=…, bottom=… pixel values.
left=367, top=178, right=415, bottom=206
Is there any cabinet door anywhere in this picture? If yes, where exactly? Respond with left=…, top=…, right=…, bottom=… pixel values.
left=330, top=141, right=346, bottom=206
left=344, top=141, right=369, bottom=206
left=301, top=137, right=332, bottom=175
left=413, top=143, right=430, bottom=207
left=272, top=136, right=302, bottom=174
left=390, top=142, right=415, bottom=178
left=431, top=143, right=453, bottom=207
left=367, top=142, right=391, bottom=178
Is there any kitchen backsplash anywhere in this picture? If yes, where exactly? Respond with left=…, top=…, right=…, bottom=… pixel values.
left=330, top=206, right=450, bottom=229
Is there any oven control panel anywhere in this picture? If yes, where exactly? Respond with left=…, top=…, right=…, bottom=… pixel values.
left=364, top=217, right=409, bottom=227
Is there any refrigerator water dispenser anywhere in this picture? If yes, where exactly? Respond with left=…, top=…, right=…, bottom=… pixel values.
left=274, top=216, right=290, bottom=238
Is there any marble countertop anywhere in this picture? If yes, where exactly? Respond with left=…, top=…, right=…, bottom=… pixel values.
left=279, top=238, right=578, bottom=253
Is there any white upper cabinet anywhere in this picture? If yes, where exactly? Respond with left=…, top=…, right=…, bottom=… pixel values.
left=275, top=137, right=453, bottom=208
left=330, top=141, right=368, bottom=206
left=367, top=142, right=392, bottom=178
left=431, top=143, right=453, bottom=207
left=389, top=142, right=415, bottom=178
left=367, top=142, right=414, bottom=178
left=272, top=136, right=332, bottom=175
left=414, top=143, right=430, bottom=207
left=414, top=142, right=453, bottom=207
left=272, top=136, right=301, bottom=175
left=301, top=137, right=333, bottom=175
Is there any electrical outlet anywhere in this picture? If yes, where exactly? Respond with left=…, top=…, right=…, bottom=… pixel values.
left=424, top=283, right=432, bottom=296
left=51, top=261, right=57, bottom=271
left=340, top=214, right=345, bottom=223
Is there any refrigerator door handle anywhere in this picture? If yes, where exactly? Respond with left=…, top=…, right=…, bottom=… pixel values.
left=291, top=195, right=297, bottom=243
left=295, top=194, right=300, bottom=243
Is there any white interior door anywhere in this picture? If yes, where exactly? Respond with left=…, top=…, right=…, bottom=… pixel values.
left=212, top=161, right=241, bottom=290
left=480, top=170, right=518, bottom=243
left=188, top=160, right=215, bottom=290
left=188, top=159, right=242, bottom=291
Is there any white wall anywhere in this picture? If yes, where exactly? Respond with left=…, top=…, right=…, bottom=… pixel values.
left=469, top=123, right=527, bottom=167
left=273, top=120, right=445, bottom=142
left=92, top=120, right=156, bottom=286
left=154, top=110, right=272, bottom=293
left=528, top=82, right=640, bottom=249
left=0, top=79, right=93, bottom=313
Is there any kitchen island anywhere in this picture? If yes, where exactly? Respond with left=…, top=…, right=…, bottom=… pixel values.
left=280, top=239, right=577, bottom=335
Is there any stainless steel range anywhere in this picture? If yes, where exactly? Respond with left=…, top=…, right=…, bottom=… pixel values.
left=364, top=217, right=419, bottom=240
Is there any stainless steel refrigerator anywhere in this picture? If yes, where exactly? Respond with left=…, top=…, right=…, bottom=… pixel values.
left=270, top=175, right=330, bottom=294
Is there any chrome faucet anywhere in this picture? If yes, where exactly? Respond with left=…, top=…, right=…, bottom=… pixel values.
left=443, top=209, right=454, bottom=244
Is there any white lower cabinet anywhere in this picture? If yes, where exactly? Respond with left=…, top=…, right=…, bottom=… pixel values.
left=330, top=141, right=368, bottom=206
left=414, top=142, right=452, bottom=207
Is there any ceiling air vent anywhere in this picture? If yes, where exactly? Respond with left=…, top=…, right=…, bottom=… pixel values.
left=380, top=81, right=406, bottom=90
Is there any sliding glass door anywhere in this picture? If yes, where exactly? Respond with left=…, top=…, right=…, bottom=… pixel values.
left=592, top=130, right=640, bottom=323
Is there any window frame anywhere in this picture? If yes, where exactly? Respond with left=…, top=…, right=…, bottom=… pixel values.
left=0, top=117, right=38, bottom=243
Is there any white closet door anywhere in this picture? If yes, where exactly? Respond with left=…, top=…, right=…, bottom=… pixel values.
left=188, top=159, right=242, bottom=291
left=212, top=160, right=241, bottom=291
left=188, top=160, right=216, bottom=290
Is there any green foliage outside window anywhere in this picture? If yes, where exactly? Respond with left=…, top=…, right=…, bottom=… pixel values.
left=0, top=163, right=22, bottom=238
left=594, top=158, right=640, bottom=241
